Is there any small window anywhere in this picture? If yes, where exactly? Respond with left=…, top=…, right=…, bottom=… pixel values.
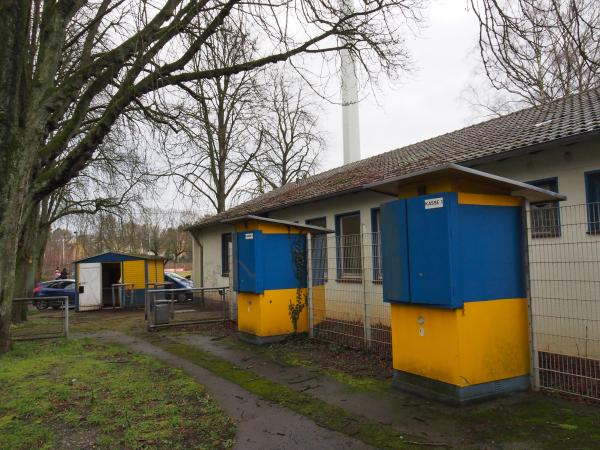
left=527, top=177, right=561, bottom=238
left=371, top=208, right=382, bottom=281
left=306, top=217, right=328, bottom=283
left=585, top=170, right=600, bottom=234
left=221, top=233, right=232, bottom=277
left=335, top=212, right=362, bottom=279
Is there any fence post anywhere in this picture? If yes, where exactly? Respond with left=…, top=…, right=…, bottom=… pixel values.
left=522, top=200, right=539, bottom=391
left=307, top=233, right=314, bottom=338
left=64, top=296, right=69, bottom=339
left=361, top=229, right=371, bottom=349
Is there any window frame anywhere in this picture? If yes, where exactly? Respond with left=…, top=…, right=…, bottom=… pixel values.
left=370, top=208, right=382, bottom=282
left=585, top=169, right=600, bottom=234
left=526, top=177, right=561, bottom=238
left=306, top=217, right=328, bottom=283
left=221, top=232, right=232, bottom=277
left=334, top=211, right=362, bottom=281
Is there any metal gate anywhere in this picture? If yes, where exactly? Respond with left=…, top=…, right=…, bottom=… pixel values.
left=11, top=296, right=70, bottom=340
left=145, top=287, right=230, bottom=330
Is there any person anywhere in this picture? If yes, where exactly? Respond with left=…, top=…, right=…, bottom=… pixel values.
left=54, top=267, right=61, bottom=279
left=60, top=268, right=68, bottom=279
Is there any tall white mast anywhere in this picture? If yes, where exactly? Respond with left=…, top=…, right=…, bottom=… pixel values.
left=340, top=0, right=361, bottom=165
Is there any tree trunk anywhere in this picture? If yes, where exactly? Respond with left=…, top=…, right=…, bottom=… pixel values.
left=12, top=205, right=50, bottom=324
left=0, top=0, right=34, bottom=352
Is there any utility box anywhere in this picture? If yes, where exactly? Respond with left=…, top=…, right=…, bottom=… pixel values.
left=370, top=164, right=565, bottom=404
left=382, top=192, right=524, bottom=309
left=228, top=216, right=331, bottom=344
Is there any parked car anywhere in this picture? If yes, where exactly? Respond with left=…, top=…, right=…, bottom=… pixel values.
left=33, top=279, right=77, bottom=309
left=164, top=272, right=194, bottom=302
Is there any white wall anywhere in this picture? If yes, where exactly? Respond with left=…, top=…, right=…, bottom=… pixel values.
left=473, top=138, right=600, bottom=206
left=190, top=224, right=234, bottom=289
left=476, top=139, right=600, bottom=359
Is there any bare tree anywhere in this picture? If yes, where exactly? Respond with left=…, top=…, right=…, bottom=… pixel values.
left=12, top=121, right=154, bottom=306
left=470, top=0, right=600, bottom=115
left=0, top=0, right=423, bottom=350
left=249, top=70, right=324, bottom=194
left=166, top=24, right=263, bottom=213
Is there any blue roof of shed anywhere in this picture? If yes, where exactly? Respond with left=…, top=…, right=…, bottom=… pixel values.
left=73, top=252, right=163, bottom=264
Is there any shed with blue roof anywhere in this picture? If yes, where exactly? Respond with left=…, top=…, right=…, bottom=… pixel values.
left=73, top=252, right=164, bottom=311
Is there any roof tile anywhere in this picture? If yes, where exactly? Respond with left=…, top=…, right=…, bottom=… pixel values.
left=191, top=88, right=600, bottom=228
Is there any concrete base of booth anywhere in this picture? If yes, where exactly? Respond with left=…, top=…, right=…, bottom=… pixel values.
left=237, top=331, right=288, bottom=345
left=392, top=370, right=530, bottom=404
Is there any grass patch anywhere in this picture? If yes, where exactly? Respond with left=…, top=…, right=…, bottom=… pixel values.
left=456, top=395, right=600, bottom=450
left=0, top=339, right=235, bottom=450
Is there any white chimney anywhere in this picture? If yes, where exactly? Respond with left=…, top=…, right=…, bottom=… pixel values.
left=340, top=0, right=361, bottom=165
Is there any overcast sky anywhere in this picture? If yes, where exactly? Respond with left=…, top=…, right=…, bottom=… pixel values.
left=319, top=0, right=482, bottom=170
left=158, top=0, right=489, bottom=215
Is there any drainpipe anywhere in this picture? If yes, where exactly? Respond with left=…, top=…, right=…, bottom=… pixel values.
left=189, top=229, right=204, bottom=288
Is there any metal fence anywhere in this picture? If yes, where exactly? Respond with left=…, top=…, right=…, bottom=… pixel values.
left=307, top=232, right=391, bottom=357
left=302, top=204, right=600, bottom=402
left=11, top=296, right=70, bottom=340
left=146, top=287, right=230, bottom=330
left=526, top=202, right=600, bottom=401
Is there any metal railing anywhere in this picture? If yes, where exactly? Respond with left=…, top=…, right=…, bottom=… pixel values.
left=11, top=296, right=69, bottom=341
left=111, top=283, right=135, bottom=309
left=526, top=202, right=600, bottom=401
left=145, top=286, right=230, bottom=330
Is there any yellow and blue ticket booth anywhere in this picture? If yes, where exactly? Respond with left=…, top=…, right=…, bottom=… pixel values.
left=74, top=252, right=164, bottom=311
left=227, top=216, right=331, bottom=344
left=372, top=164, right=564, bottom=403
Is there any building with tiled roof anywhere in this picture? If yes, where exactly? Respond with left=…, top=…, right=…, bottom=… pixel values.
left=190, top=88, right=600, bottom=230
left=189, top=88, right=600, bottom=292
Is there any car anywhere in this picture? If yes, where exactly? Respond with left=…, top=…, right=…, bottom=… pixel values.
left=164, top=272, right=194, bottom=301
left=33, top=279, right=77, bottom=309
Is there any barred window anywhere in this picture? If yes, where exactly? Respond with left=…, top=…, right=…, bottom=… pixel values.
left=335, top=212, right=362, bottom=279
left=306, top=217, right=328, bottom=283
left=527, top=178, right=561, bottom=238
left=371, top=208, right=382, bottom=281
left=221, top=233, right=232, bottom=277
left=585, top=171, right=600, bottom=234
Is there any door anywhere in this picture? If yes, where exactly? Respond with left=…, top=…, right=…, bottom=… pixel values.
left=78, top=263, right=102, bottom=311
left=406, top=192, right=458, bottom=308
left=235, top=231, right=264, bottom=293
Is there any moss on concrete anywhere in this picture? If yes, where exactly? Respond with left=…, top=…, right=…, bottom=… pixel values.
left=147, top=336, right=429, bottom=449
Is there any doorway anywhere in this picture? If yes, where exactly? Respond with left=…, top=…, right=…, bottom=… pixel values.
left=102, top=263, right=122, bottom=307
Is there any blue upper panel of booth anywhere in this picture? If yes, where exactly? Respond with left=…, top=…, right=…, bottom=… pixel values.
left=381, top=192, right=524, bottom=308
left=233, top=231, right=307, bottom=294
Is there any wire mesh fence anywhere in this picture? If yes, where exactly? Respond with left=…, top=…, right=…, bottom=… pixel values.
left=146, top=287, right=231, bottom=330
left=307, top=232, right=391, bottom=358
left=526, top=202, right=600, bottom=401
left=11, top=297, right=70, bottom=340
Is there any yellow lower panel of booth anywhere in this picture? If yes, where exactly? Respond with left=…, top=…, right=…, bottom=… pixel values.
left=237, top=288, right=309, bottom=340
left=312, top=285, right=326, bottom=326
left=390, top=298, right=529, bottom=388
